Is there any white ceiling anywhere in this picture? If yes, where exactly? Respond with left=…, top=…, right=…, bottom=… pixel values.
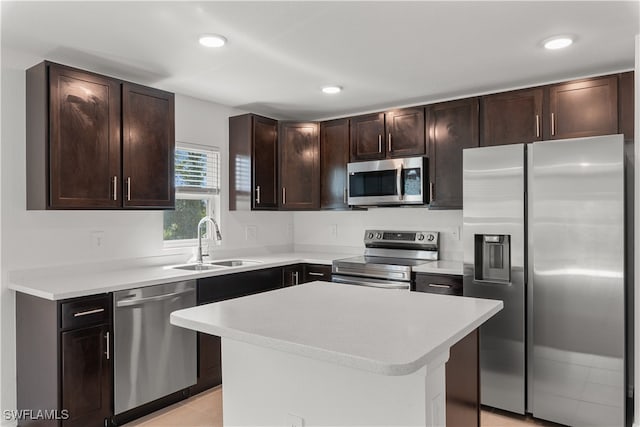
left=2, top=1, right=638, bottom=120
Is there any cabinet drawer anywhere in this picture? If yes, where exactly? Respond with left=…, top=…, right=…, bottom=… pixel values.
left=304, top=264, right=332, bottom=282
left=414, top=274, right=463, bottom=296
left=60, top=294, right=110, bottom=330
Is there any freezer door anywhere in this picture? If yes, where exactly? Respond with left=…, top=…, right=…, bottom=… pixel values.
left=463, top=144, right=526, bottom=414
left=528, top=135, right=625, bottom=426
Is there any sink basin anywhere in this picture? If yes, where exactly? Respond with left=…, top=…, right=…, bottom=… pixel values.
left=208, top=259, right=262, bottom=267
left=171, top=263, right=226, bottom=271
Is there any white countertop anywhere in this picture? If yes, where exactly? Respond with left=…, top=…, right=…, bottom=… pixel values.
left=8, top=251, right=464, bottom=301
left=170, top=281, right=502, bottom=376
left=8, top=252, right=337, bottom=300
left=413, top=260, right=463, bottom=275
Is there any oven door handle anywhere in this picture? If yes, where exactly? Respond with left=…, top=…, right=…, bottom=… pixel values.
left=332, top=275, right=410, bottom=290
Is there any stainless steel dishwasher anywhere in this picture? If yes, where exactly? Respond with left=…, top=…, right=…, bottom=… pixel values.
left=113, top=280, right=196, bottom=415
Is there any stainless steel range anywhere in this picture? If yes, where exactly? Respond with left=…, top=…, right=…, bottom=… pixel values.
left=332, top=230, right=439, bottom=290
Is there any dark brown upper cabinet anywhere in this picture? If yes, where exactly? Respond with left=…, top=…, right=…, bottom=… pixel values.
left=320, top=119, right=350, bottom=209
left=385, top=107, right=426, bottom=157
left=279, top=122, right=320, bottom=210
left=619, top=71, right=634, bottom=142
left=480, top=88, right=543, bottom=146
left=547, top=75, right=618, bottom=140
left=350, top=112, right=386, bottom=161
left=350, top=108, right=425, bottom=161
left=26, top=61, right=175, bottom=210
left=229, top=113, right=279, bottom=210
left=122, top=83, right=175, bottom=208
left=427, top=98, right=479, bottom=209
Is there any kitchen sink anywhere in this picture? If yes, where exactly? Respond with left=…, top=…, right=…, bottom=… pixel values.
left=171, top=263, right=227, bottom=271
left=208, top=259, right=262, bottom=267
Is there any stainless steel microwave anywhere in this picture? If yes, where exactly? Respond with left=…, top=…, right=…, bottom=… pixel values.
left=347, top=156, right=429, bottom=206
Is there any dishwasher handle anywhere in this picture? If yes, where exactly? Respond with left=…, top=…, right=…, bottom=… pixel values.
left=116, top=288, right=195, bottom=308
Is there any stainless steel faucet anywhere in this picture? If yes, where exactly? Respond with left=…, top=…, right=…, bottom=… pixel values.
left=196, top=216, right=222, bottom=264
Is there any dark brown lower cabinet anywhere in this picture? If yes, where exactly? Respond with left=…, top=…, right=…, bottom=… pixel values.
left=412, top=274, right=479, bottom=427
left=16, top=292, right=113, bottom=427
left=446, top=330, right=480, bottom=427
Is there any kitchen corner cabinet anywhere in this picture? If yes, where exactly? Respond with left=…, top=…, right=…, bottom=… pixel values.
left=480, top=88, right=543, bottom=146
left=279, top=122, right=320, bottom=210
left=320, top=119, right=350, bottom=209
left=229, top=114, right=279, bottom=210
left=427, top=98, right=479, bottom=209
left=546, top=75, right=618, bottom=140
left=17, top=293, right=113, bottom=427
left=350, top=108, right=425, bottom=161
left=26, top=61, right=175, bottom=210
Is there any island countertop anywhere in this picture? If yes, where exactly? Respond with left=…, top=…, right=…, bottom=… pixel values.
left=170, top=281, right=502, bottom=376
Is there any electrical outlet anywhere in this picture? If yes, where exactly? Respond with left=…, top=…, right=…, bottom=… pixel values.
left=452, top=226, right=460, bottom=241
left=245, top=225, right=257, bottom=241
left=90, top=231, right=105, bottom=248
left=285, top=414, right=304, bottom=427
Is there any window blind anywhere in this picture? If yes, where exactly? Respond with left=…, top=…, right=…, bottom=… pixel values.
left=174, top=142, right=220, bottom=194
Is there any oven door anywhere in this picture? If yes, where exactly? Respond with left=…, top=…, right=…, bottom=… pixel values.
left=332, top=274, right=410, bottom=290
left=347, top=157, right=427, bottom=206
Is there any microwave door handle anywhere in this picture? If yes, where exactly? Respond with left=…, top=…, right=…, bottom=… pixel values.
left=397, top=165, right=404, bottom=198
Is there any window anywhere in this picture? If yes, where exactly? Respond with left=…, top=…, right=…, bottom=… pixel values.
left=164, top=142, right=220, bottom=245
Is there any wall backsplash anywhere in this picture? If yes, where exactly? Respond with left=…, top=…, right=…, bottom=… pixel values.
left=293, top=208, right=463, bottom=261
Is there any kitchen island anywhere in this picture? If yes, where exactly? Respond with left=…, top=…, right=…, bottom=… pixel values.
left=170, top=281, right=502, bottom=427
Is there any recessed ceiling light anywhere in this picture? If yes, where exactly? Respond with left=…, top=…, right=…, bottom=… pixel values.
left=543, top=36, right=573, bottom=50
left=199, top=34, right=227, bottom=48
left=322, top=86, right=342, bottom=94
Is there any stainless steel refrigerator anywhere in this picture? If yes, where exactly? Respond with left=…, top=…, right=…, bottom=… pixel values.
left=463, top=134, right=625, bottom=427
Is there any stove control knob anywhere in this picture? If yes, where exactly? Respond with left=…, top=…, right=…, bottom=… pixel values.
left=367, top=232, right=374, bottom=239
left=376, top=233, right=382, bottom=239
left=427, top=234, right=435, bottom=242
left=417, top=234, right=425, bottom=241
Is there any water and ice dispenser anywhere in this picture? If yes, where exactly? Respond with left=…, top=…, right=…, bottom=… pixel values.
left=474, top=234, right=511, bottom=283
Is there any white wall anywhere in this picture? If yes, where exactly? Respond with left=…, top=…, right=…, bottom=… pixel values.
left=0, top=49, right=293, bottom=421
left=294, top=209, right=463, bottom=261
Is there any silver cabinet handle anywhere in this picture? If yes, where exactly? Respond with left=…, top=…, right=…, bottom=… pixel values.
left=551, top=112, right=556, bottom=136
left=282, top=187, right=286, bottom=205
left=378, top=134, right=382, bottom=153
left=116, top=288, right=195, bottom=307
left=343, top=187, right=347, bottom=204
left=73, top=308, right=105, bottom=317
left=126, top=177, right=131, bottom=201
left=428, top=283, right=452, bottom=289
left=430, top=182, right=434, bottom=202
left=388, top=133, right=392, bottom=152
left=535, top=115, right=540, bottom=138
left=308, top=272, right=324, bottom=277
left=105, top=331, right=110, bottom=360
left=255, top=185, right=261, bottom=204
left=113, top=176, right=118, bottom=201
left=293, top=271, right=299, bottom=285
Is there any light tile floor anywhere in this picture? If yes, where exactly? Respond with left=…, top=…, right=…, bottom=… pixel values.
left=123, top=387, right=563, bottom=427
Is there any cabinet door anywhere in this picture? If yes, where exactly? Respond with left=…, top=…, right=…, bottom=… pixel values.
left=481, top=88, right=543, bottom=146
left=320, top=119, right=350, bottom=209
left=427, top=98, right=479, bottom=209
left=61, top=324, right=111, bottom=427
left=193, top=332, right=222, bottom=393
left=548, top=75, right=618, bottom=140
left=48, top=64, right=121, bottom=208
left=279, top=122, right=320, bottom=209
left=253, top=115, right=279, bottom=209
left=446, top=330, right=480, bottom=427
left=386, top=107, right=425, bottom=157
left=350, top=113, right=385, bottom=161
left=122, top=83, right=175, bottom=208
left=283, top=265, right=304, bottom=286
